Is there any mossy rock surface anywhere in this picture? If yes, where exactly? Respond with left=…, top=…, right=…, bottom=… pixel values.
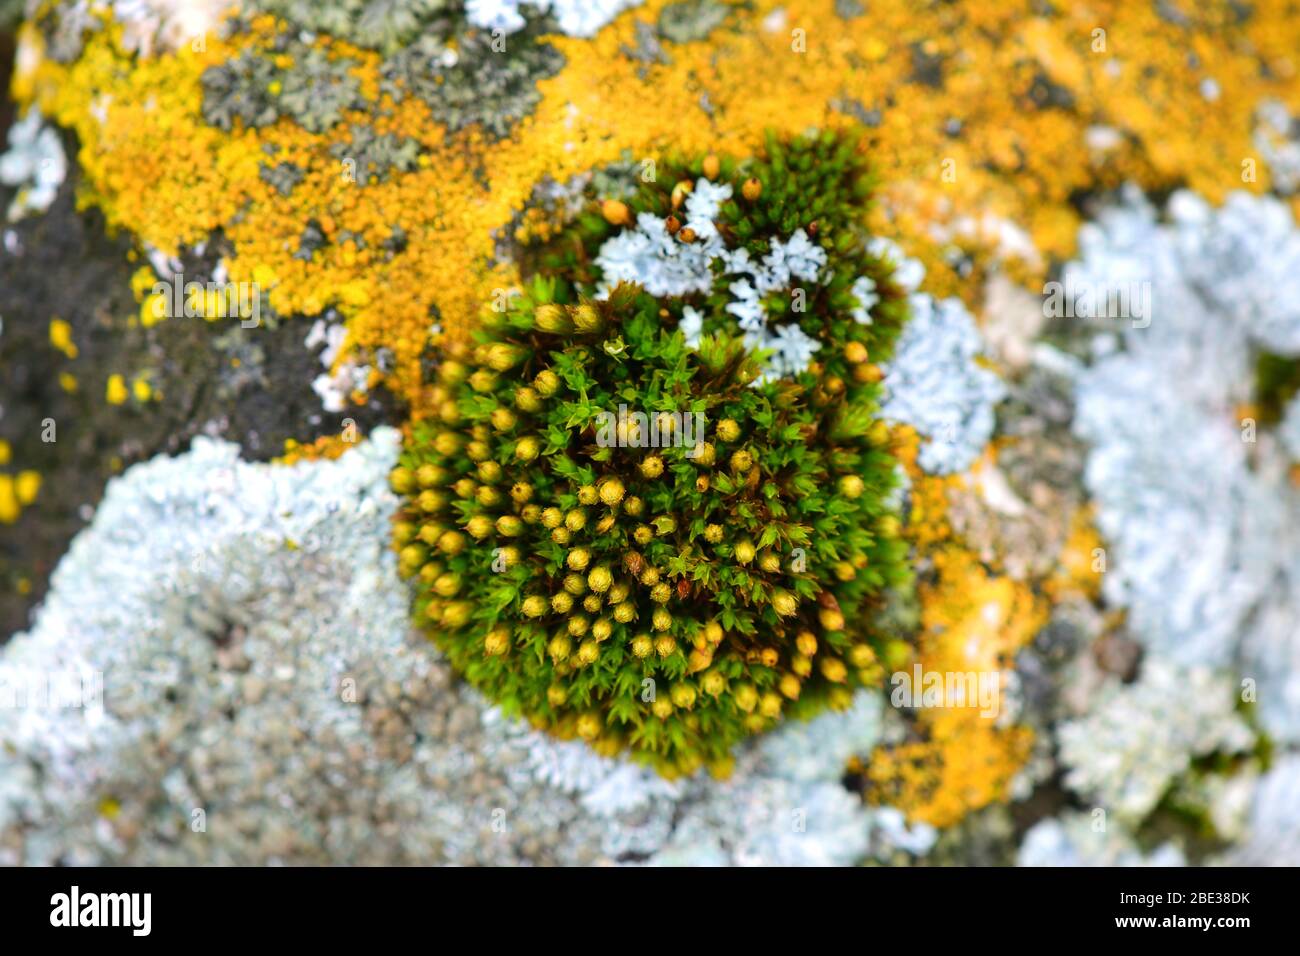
left=392, top=132, right=916, bottom=775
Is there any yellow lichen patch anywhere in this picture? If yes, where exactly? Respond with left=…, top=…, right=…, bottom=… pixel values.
left=0, top=477, right=19, bottom=524
left=865, top=424, right=1047, bottom=828
left=21, top=18, right=256, bottom=256
left=131, top=375, right=154, bottom=403
left=863, top=722, right=1035, bottom=830
left=16, top=471, right=40, bottom=505
left=134, top=265, right=170, bottom=327
left=0, top=470, right=41, bottom=524
left=1046, top=506, right=1106, bottom=602
left=140, top=294, right=168, bottom=327
left=919, top=550, right=1046, bottom=681
left=129, top=265, right=157, bottom=301
left=868, top=548, right=1045, bottom=828
left=276, top=433, right=358, bottom=465
left=17, top=0, right=1300, bottom=430
left=890, top=425, right=963, bottom=553
left=48, top=318, right=78, bottom=358
left=105, top=373, right=128, bottom=405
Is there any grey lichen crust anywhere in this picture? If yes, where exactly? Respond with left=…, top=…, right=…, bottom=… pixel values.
left=875, top=240, right=1006, bottom=474
left=1008, top=183, right=1300, bottom=864
left=1070, top=188, right=1300, bottom=744
left=33, top=0, right=231, bottom=62
left=0, top=429, right=427, bottom=863
left=1018, top=813, right=1186, bottom=867
left=254, top=0, right=460, bottom=53
left=1056, top=661, right=1254, bottom=826
left=25, top=2, right=570, bottom=140
left=328, top=124, right=421, bottom=185
left=378, top=25, right=564, bottom=139
left=0, top=429, right=924, bottom=865
left=198, top=4, right=569, bottom=141
left=202, top=40, right=365, bottom=135
left=656, top=0, right=730, bottom=45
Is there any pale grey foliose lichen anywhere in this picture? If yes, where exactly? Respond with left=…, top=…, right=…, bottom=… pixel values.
left=1070, top=187, right=1300, bottom=745
left=1017, top=812, right=1186, bottom=867
left=1055, top=660, right=1254, bottom=826
left=0, top=108, right=67, bottom=222
left=593, top=178, right=830, bottom=381
left=876, top=238, right=1006, bottom=474
left=1219, top=755, right=1300, bottom=866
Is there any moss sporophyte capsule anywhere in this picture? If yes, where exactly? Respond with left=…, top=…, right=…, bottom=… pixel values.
left=392, top=132, right=913, bottom=776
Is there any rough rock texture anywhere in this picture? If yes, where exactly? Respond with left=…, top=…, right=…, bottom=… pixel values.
left=0, top=144, right=395, bottom=638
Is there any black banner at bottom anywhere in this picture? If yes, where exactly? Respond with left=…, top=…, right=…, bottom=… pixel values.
left=0, top=865, right=1291, bottom=942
